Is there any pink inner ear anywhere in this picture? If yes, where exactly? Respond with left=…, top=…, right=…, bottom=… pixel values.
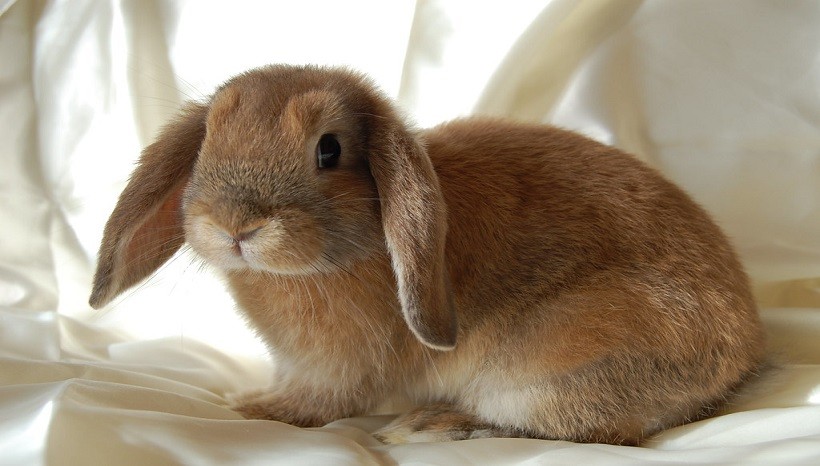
left=123, top=186, right=186, bottom=280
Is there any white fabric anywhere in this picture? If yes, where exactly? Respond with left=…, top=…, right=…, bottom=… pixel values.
left=2, top=0, right=820, bottom=464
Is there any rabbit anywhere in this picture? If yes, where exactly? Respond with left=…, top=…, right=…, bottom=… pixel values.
left=89, top=64, right=765, bottom=445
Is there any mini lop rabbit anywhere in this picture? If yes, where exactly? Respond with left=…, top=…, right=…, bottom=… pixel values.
left=90, top=65, right=764, bottom=445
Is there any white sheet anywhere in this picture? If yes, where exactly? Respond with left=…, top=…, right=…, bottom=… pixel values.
left=2, top=0, right=819, bottom=464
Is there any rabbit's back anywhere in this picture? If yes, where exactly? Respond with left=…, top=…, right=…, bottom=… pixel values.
left=424, top=116, right=763, bottom=368
left=426, top=118, right=745, bottom=300
left=407, top=118, right=765, bottom=443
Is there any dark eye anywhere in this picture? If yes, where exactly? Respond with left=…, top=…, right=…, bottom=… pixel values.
left=316, top=134, right=341, bottom=169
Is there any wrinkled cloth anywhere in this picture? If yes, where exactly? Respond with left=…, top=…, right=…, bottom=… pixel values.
left=2, top=0, right=819, bottom=464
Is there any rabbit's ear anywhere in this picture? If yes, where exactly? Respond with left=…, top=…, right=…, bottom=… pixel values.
left=368, top=124, right=457, bottom=350
left=89, top=103, right=208, bottom=309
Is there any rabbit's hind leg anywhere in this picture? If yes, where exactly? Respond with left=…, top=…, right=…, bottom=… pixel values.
left=373, top=403, right=517, bottom=443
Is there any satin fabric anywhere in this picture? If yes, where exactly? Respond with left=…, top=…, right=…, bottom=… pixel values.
left=2, top=0, right=819, bottom=464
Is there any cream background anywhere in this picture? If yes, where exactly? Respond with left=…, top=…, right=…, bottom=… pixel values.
left=2, top=0, right=819, bottom=464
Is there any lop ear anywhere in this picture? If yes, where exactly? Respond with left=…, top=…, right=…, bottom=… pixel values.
left=368, top=123, right=457, bottom=350
left=89, top=103, right=209, bottom=309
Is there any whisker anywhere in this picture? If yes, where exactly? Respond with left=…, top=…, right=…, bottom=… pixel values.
left=317, top=197, right=382, bottom=206
left=350, top=112, right=388, bottom=120
left=119, top=235, right=188, bottom=263
left=126, top=55, right=208, bottom=102
left=109, top=243, right=196, bottom=306
left=322, top=191, right=355, bottom=203
left=298, top=274, right=318, bottom=329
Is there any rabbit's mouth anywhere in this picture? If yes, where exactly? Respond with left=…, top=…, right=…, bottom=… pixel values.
left=184, top=211, right=331, bottom=275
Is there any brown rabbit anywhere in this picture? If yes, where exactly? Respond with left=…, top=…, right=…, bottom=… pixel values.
left=89, top=64, right=764, bottom=445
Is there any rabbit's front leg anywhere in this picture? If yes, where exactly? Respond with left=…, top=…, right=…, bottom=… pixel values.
left=229, top=385, right=359, bottom=427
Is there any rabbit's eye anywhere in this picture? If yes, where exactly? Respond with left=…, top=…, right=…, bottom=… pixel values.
left=316, top=134, right=341, bottom=169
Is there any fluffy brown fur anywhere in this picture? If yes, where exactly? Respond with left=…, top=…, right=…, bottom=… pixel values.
left=90, top=64, right=764, bottom=445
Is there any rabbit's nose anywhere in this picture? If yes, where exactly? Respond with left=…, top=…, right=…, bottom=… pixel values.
left=232, top=225, right=263, bottom=243
left=229, top=225, right=264, bottom=257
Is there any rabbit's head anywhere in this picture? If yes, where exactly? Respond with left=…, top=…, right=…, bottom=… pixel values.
left=89, top=65, right=456, bottom=350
